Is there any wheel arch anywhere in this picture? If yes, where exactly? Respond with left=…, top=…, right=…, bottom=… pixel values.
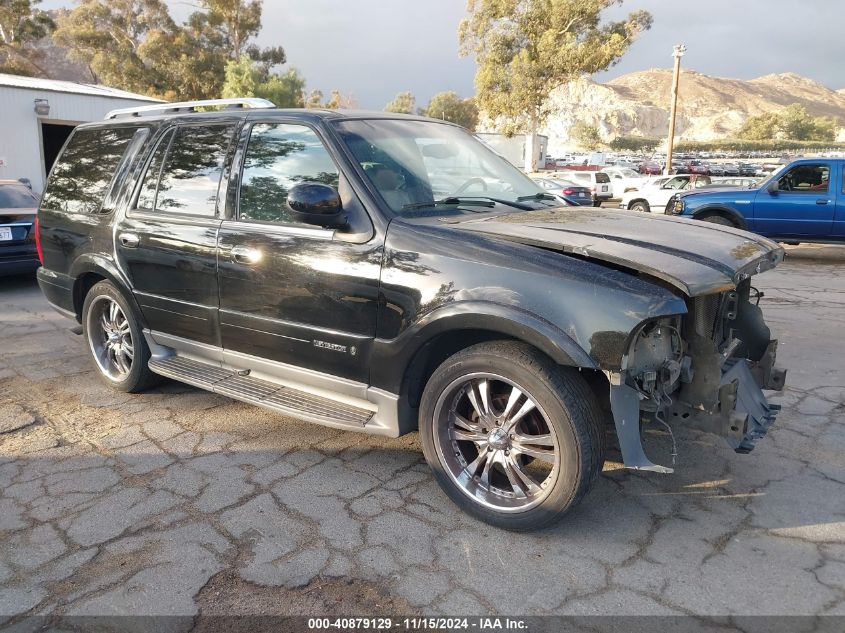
left=691, top=205, right=747, bottom=229
left=69, top=255, right=144, bottom=324
left=627, top=198, right=649, bottom=210
left=377, top=303, right=597, bottom=417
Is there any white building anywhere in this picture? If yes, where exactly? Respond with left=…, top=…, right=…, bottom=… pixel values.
left=0, top=73, right=161, bottom=192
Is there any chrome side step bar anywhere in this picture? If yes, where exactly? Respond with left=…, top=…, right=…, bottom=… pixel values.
left=148, top=356, right=375, bottom=430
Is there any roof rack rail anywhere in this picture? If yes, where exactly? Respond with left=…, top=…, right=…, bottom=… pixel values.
left=104, top=97, right=276, bottom=120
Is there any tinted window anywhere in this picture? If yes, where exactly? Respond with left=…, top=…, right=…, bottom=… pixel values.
left=0, top=184, right=39, bottom=208
left=239, top=123, right=339, bottom=223
left=153, top=124, right=236, bottom=216
left=777, top=163, right=829, bottom=193
left=595, top=172, right=611, bottom=184
left=136, top=129, right=174, bottom=210
left=41, top=127, right=139, bottom=214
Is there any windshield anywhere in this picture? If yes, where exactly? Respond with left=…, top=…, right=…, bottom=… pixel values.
left=333, top=119, right=549, bottom=215
left=0, top=184, right=39, bottom=208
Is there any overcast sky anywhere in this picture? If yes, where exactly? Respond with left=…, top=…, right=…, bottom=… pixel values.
left=46, top=0, right=843, bottom=107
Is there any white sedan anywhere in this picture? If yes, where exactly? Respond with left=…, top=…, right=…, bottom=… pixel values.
left=620, top=174, right=712, bottom=213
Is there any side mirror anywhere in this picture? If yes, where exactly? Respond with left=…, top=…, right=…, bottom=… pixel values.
left=287, top=183, right=347, bottom=229
left=766, top=180, right=779, bottom=194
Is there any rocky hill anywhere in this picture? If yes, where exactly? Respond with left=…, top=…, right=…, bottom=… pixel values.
left=540, top=69, right=845, bottom=151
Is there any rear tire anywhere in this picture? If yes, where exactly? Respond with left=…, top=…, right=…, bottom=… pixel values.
left=81, top=280, right=159, bottom=393
left=592, top=199, right=602, bottom=207
left=419, top=341, right=605, bottom=531
left=630, top=200, right=650, bottom=213
left=699, top=213, right=736, bottom=227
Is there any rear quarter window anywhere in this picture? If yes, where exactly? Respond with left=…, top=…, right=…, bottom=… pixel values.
left=41, top=126, right=141, bottom=214
left=595, top=172, right=611, bottom=184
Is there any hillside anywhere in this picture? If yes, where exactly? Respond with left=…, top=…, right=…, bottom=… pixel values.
left=540, top=69, right=845, bottom=151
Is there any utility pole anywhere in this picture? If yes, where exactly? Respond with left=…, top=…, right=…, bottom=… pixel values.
left=665, top=44, right=686, bottom=175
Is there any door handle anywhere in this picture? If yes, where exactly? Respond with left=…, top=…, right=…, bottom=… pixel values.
left=816, top=199, right=831, bottom=205
left=118, top=232, right=140, bottom=248
left=230, top=246, right=262, bottom=265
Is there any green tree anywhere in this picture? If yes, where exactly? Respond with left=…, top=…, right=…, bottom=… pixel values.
left=0, top=0, right=55, bottom=75
left=384, top=90, right=415, bottom=114
left=257, top=67, right=304, bottom=107
left=809, top=115, right=838, bottom=142
left=305, top=87, right=355, bottom=109
left=779, top=104, right=817, bottom=141
left=737, top=111, right=781, bottom=141
left=422, top=91, right=479, bottom=130
left=570, top=121, right=602, bottom=150
left=53, top=0, right=177, bottom=96
left=609, top=135, right=660, bottom=152
left=54, top=0, right=283, bottom=100
left=459, top=0, right=651, bottom=171
left=305, top=88, right=323, bottom=108
left=221, top=54, right=304, bottom=107
left=738, top=105, right=838, bottom=142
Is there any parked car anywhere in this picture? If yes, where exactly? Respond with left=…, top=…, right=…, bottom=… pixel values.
left=687, top=160, right=711, bottom=176
left=532, top=177, right=592, bottom=205
left=554, top=170, right=613, bottom=205
left=639, top=161, right=663, bottom=175
left=36, top=99, right=786, bottom=530
left=620, top=174, right=712, bottom=213
left=666, top=158, right=844, bottom=242
left=0, top=179, right=40, bottom=276
left=600, top=166, right=644, bottom=198
left=739, top=163, right=762, bottom=177
left=708, top=163, right=726, bottom=177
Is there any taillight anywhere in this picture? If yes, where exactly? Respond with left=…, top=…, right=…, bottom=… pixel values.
left=589, top=186, right=596, bottom=192
left=563, top=188, right=575, bottom=195
left=34, top=216, right=43, bottom=264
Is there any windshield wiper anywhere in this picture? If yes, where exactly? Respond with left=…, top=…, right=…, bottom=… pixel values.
left=516, top=192, right=559, bottom=202
left=402, top=197, right=496, bottom=211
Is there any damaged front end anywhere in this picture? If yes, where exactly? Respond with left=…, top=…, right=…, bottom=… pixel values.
left=609, top=279, right=787, bottom=473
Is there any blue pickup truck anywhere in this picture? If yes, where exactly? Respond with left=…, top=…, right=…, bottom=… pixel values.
left=665, top=158, right=844, bottom=243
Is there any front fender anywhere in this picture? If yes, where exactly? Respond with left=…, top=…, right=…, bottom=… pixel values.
left=370, top=301, right=597, bottom=393
left=691, top=204, right=749, bottom=229
left=373, top=222, right=689, bottom=394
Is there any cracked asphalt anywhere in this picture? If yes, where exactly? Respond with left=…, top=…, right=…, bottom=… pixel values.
left=0, top=244, right=843, bottom=625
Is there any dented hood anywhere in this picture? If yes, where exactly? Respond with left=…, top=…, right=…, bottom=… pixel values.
left=449, top=206, right=784, bottom=297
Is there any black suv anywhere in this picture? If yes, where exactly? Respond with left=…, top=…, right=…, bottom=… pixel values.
left=36, top=99, right=786, bottom=530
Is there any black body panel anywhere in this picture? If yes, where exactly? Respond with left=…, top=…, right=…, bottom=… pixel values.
left=116, top=213, right=222, bottom=345
left=369, top=219, right=687, bottom=393
left=217, top=221, right=382, bottom=381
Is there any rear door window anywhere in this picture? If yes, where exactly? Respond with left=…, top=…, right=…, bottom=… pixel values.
left=141, top=124, right=237, bottom=216
left=41, top=127, right=141, bottom=214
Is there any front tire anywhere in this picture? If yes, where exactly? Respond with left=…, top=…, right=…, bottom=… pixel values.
left=419, top=341, right=604, bottom=531
left=699, top=213, right=736, bottom=227
left=630, top=200, right=650, bottom=213
left=82, top=280, right=159, bottom=393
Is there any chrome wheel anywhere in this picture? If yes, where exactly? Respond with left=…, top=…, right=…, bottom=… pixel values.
left=86, top=295, right=134, bottom=381
left=433, top=373, right=561, bottom=513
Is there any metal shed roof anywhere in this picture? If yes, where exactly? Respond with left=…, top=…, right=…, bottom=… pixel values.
left=0, top=73, right=163, bottom=102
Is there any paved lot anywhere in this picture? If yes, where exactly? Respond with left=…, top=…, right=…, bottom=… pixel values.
left=1, top=245, right=844, bottom=625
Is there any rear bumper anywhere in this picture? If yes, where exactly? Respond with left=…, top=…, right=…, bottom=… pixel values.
left=36, top=267, right=77, bottom=319
left=0, top=245, right=39, bottom=277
